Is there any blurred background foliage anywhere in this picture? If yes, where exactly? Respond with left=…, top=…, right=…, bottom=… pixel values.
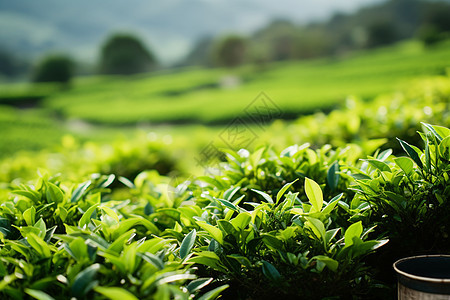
left=0, top=0, right=449, bottom=178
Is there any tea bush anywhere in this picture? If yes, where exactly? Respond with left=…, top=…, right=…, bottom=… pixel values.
left=265, top=76, right=450, bottom=154
left=0, top=173, right=227, bottom=299
left=351, top=123, right=450, bottom=284
left=0, top=75, right=449, bottom=299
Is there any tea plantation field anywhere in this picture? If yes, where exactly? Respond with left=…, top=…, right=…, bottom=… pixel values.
left=0, top=35, right=450, bottom=297
left=0, top=72, right=449, bottom=299
left=43, top=40, right=450, bottom=125
left=1, top=39, right=450, bottom=159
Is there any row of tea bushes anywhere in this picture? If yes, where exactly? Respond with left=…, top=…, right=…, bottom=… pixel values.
left=264, top=75, right=450, bottom=154
left=0, top=123, right=448, bottom=299
left=0, top=133, right=188, bottom=184
left=1, top=76, right=448, bottom=188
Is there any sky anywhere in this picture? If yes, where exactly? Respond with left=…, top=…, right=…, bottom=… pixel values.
left=0, top=0, right=384, bottom=65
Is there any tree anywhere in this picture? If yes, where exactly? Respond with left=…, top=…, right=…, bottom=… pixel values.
left=214, top=36, right=247, bottom=68
left=100, top=33, right=156, bottom=75
left=366, top=21, right=398, bottom=48
left=0, top=49, right=30, bottom=79
left=32, top=55, right=73, bottom=84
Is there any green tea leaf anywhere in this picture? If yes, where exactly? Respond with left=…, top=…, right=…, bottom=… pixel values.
left=26, top=232, right=51, bottom=257
left=197, top=284, right=229, bottom=300
left=100, top=206, right=120, bottom=223
left=196, top=221, right=223, bottom=245
left=25, top=289, right=55, bottom=300
left=230, top=212, right=251, bottom=230
left=78, top=204, right=99, bottom=229
left=12, top=190, right=41, bottom=202
left=305, top=217, right=326, bottom=245
left=397, top=138, right=423, bottom=169
left=312, top=255, right=339, bottom=272
left=180, top=229, right=196, bottom=260
left=344, top=221, right=363, bottom=246
left=217, top=198, right=239, bottom=212
left=366, top=159, right=391, bottom=172
left=223, top=186, right=240, bottom=201
left=71, top=180, right=91, bottom=203
left=262, top=260, right=282, bottom=281
left=46, top=182, right=64, bottom=203
left=71, top=264, right=100, bottom=298
left=23, top=206, right=36, bottom=226
left=322, top=193, right=342, bottom=215
left=276, top=179, right=298, bottom=205
left=251, top=189, right=274, bottom=204
left=327, top=162, right=340, bottom=191
left=422, top=123, right=450, bottom=142
left=186, top=278, right=213, bottom=293
left=305, top=178, right=323, bottom=212
left=94, top=286, right=139, bottom=300
left=262, top=234, right=284, bottom=250
left=394, top=157, right=414, bottom=175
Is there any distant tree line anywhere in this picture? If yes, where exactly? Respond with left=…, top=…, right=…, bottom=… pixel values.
left=1, top=0, right=450, bottom=82
left=180, top=0, right=450, bottom=68
left=0, top=33, right=157, bottom=84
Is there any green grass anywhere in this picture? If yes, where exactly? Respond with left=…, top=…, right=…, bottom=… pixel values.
left=42, top=40, right=450, bottom=125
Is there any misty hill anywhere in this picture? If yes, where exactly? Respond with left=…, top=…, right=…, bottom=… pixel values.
left=0, top=0, right=382, bottom=65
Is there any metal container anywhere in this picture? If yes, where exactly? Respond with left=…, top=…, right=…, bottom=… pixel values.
left=394, top=255, right=450, bottom=299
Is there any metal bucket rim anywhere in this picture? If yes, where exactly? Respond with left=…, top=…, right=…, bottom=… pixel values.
left=393, top=255, right=450, bottom=284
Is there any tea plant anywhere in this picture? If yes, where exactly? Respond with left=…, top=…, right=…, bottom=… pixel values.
left=0, top=173, right=226, bottom=299
left=352, top=123, right=450, bottom=266
left=175, top=178, right=386, bottom=299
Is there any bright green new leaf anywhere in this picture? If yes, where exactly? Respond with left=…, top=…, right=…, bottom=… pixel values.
left=70, top=180, right=91, bottom=203
left=58, top=206, right=68, bottom=222
left=46, top=182, right=64, bottom=204
left=276, top=179, right=298, bottom=205
left=12, top=190, right=41, bottom=202
left=196, top=221, right=224, bottom=245
left=366, top=159, right=391, bottom=172
left=197, top=284, right=229, bottom=300
left=123, top=243, right=138, bottom=273
left=25, top=289, right=55, bottom=300
left=23, top=206, right=36, bottom=226
left=422, top=123, right=450, bottom=142
left=180, top=229, right=196, bottom=260
left=230, top=212, right=251, bottom=230
left=344, top=221, right=363, bottom=247
left=321, top=193, right=343, bottom=215
left=251, top=189, right=274, bottom=204
left=305, top=217, right=326, bottom=245
left=100, top=206, right=120, bottom=223
left=394, top=157, right=414, bottom=175
left=223, top=186, right=240, bottom=201
left=108, top=229, right=136, bottom=254
left=78, top=204, right=99, bottom=229
left=312, top=255, right=339, bottom=272
left=26, top=232, right=51, bottom=257
left=94, top=286, right=139, bottom=300
left=305, top=178, right=323, bottom=212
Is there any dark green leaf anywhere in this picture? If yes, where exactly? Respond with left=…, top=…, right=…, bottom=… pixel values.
left=71, top=264, right=100, bottom=298
left=180, top=229, right=196, bottom=260
left=262, top=260, right=281, bottom=281
left=397, top=138, right=423, bottom=169
left=327, top=162, right=340, bottom=191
